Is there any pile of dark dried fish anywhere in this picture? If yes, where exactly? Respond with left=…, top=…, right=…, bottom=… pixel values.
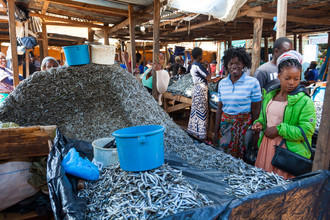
left=78, top=163, right=213, bottom=219
left=0, top=64, right=288, bottom=197
left=314, top=101, right=323, bottom=131
left=167, top=73, right=193, bottom=97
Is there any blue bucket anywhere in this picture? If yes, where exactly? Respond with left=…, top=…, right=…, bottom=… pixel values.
left=63, top=45, right=90, bottom=66
left=112, top=125, right=165, bottom=172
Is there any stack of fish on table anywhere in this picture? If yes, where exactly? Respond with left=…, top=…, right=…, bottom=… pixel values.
left=313, top=101, right=323, bottom=131
left=0, top=64, right=289, bottom=218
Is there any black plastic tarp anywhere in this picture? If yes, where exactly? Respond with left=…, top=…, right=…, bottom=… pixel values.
left=48, top=130, right=330, bottom=220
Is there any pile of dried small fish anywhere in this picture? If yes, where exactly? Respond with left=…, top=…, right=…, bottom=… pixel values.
left=314, top=101, right=323, bottom=131
left=167, top=73, right=193, bottom=97
left=78, top=163, right=213, bottom=219
left=223, top=166, right=287, bottom=197
left=0, top=64, right=288, bottom=198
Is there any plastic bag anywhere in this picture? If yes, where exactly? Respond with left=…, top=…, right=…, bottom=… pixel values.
left=169, top=0, right=247, bottom=22
left=47, top=129, right=93, bottom=220
left=21, top=37, right=38, bottom=49
left=0, top=160, right=38, bottom=211
left=62, top=148, right=99, bottom=181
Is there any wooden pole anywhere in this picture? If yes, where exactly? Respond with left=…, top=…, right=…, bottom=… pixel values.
left=39, top=40, right=44, bottom=62
left=312, top=73, right=330, bottom=171
left=216, top=41, right=221, bottom=72
left=88, top=27, right=94, bottom=42
left=7, top=0, right=19, bottom=87
left=299, top=34, right=303, bottom=54
left=128, top=4, right=136, bottom=73
left=152, top=0, right=160, bottom=100
left=104, top=23, right=109, bottom=45
left=165, top=44, right=168, bottom=67
left=143, top=41, right=146, bottom=68
left=251, top=17, right=263, bottom=76
left=264, top=37, right=269, bottom=62
left=42, top=23, right=48, bottom=57
left=276, top=0, right=287, bottom=38
left=293, top=34, right=297, bottom=50
left=24, top=22, right=30, bottom=78
left=228, top=36, right=232, bottom=48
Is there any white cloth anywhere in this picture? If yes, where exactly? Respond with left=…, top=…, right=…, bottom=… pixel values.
left=156, top=69, right=170, bottom=105
left=0, top=67, right=13, bottom=82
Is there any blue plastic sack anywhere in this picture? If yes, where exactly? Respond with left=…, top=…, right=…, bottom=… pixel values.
left=61, top=148, right=99, bottom=180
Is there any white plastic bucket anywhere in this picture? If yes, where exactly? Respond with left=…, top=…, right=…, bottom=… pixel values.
left=90, top=45, right=116, bottom=65
left=92, top=138, right=119, bottom=166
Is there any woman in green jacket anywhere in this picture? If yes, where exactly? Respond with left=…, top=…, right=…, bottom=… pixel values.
left=252, top=50, right=316, bottom=179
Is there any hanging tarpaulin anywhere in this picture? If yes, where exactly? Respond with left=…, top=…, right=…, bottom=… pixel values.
left=168, top=0, right=247, bottom=22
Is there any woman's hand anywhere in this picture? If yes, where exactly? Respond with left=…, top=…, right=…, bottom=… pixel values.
left=264, top=126, right=278, bottom=139
left=152, top=62, right=162, bottom=71
left=121, top=52, right=129, bottom=62
left=252, top=122, right=262, bottom=132
left=132, top=68, right=140, bottom=76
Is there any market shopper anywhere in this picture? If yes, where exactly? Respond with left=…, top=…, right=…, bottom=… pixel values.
left=141, top=52, right=170, bottom=105
left=252, top=50, right=316, bottom=179
left=254, top=37, right=293, bottom=91
left=187, top=47, right=211, bottom=140
left=304, top=61, right=319, bottom=81
left=212, top=47, right=261, bottom=159
left=41, top=56, right=60, bottom=71
left=0, top=52, right=24, bottom=102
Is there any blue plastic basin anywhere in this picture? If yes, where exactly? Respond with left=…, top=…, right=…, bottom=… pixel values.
left=63, top=45, right=90, bottom=66
left=112, top=125, right=165, bottom=172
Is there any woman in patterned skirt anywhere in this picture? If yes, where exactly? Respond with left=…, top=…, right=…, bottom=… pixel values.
left=212, top=47, right=261, bottom=159
left=187, top=47, right=211, bottom=140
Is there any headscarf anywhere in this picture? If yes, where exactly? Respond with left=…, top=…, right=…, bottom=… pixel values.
left=276, top=50, right=303, bottom=67
left=41, top=56, right=59, bottom=71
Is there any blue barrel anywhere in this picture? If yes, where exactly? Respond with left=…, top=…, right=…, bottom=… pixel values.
left=63, top=45, right=90, bottom=66
left=112, top=125, right=165, bottom=172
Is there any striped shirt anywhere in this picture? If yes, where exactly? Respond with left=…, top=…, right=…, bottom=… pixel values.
left=218, top=73, right=261, bottom=115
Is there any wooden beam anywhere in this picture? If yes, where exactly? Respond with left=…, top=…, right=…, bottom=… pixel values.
left=42, top=23, right=48, bottom=57
left=30, top=12, right=107, bottom=29
left=41, top=1, right=50, bottom=14
left=293, top=34, right=297, bottom=50
left=128, top=4, right=136, bottom=73
left=251, top=17, right=263, bottom=76
left=312, top=74, right=330, bottom=171
left=159, top=13, right=198, bottom=27
left=301, top=2, right=329, bottom=10
left=37, top=0, right=128, bottom=16
left=247, top=11, right=330, bottom=26
left=171, top=19, right=220, bottom=34
left=298, top=34, right=303, bottom=54
left=7, top=0, right=19, bottom=87
left=0, top=126, right=56, bottom=160
left=166, top=103, right=191, bottom=113
left=276, top=0, right=287, bottom=38
left=152, top=0, right=160, bottom=100
left=104, top=23, right=109, bottom=45
left=264, top=37, right=268, bottom=62
left=163, top=92, right=192, bottom=104
left=108, top=3, right=154, bottom=34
